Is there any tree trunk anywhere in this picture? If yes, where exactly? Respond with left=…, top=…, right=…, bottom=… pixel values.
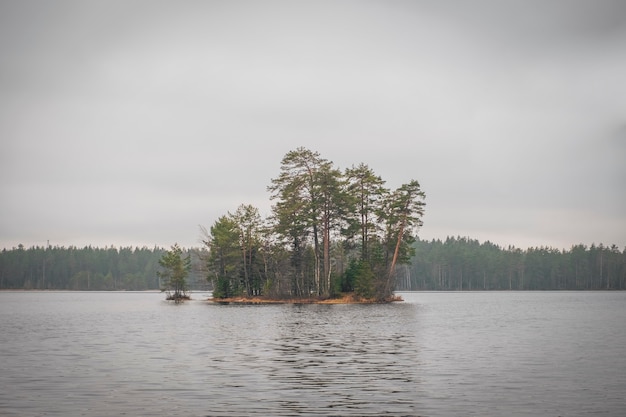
left=387, top=218, right=406, bottom=297
left=323, top=216, right=331, bottom=297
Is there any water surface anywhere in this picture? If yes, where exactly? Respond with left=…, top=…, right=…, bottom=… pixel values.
left=1, top=291, right=624, bottom=416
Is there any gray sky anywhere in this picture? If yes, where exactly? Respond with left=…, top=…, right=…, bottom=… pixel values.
left=1, top=0, right=625, bottom=250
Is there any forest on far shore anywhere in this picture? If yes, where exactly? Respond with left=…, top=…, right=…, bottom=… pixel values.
left=404, top=237, right=625, bottom=291
left=1, top=237, right=624, bottom=291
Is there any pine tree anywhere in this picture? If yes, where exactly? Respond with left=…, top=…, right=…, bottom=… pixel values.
left=158, top=244, right=190, bottom=302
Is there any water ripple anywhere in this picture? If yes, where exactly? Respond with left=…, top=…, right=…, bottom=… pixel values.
left=1, top=292, right=625, bottom=416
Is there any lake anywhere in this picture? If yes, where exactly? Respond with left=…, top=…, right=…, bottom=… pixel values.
left=0, top=291, right=624, bottom=416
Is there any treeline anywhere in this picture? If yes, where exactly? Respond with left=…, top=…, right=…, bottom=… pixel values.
left=0, top=245, right=207, bottom=291
left=398, top=237, right=626, bottom=291
left=2, top=238, right=624, bottom=292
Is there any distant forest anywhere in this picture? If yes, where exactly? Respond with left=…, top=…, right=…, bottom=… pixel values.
left=0, top=245, right=207, bottom=291
left=1, top=237, right=624, bottom=291
left=403, top=237, right=625, bottom=291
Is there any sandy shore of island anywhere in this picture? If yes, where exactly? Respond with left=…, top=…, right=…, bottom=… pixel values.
left=207, top=293, right=403, bottom=304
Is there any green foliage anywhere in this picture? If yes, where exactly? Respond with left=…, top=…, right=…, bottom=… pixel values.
left=212, top=276, right=232, bottom=299
left=199, top=144, right=625, bottom=298
left=0, top=245, right=173, bottom=290
left=204, top=214, right=246, bottom=298
left=345, top=163, right=387, bottom=262
left=341, top=259, right=357, bottom=293
left=231, top=204, right=265, bottom=296
left=158, top=244, right=191, bottom=301
left=355, top=262, right=376, bottom=300
left=268, top=147, right=331, bottom=297
left=3, top=238, right=624, bottom=294
left=261, top=147, right=425, bottom=300
left=343, top=259, right=375, bottom=299
left=380, top=180, right=426, bottom=298
left=400, top=237, right=626, bottom=291
left=329, top=273, right=343, bottom=298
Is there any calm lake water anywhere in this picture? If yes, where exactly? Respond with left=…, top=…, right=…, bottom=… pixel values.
left=1, top=291, right=624, bottom=416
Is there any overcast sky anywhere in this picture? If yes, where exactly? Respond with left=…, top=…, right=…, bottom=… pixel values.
left=1, top=0, right=625, bottom=251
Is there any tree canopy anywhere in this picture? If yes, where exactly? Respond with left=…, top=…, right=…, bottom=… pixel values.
left=158, top=243, right=191, bottom=301
left=203, top=147, right=426, bottom=301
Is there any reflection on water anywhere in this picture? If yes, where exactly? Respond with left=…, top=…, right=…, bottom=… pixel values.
left=1, top=291, right=625, bottom=416
left=268, top=305, right=421, bottom=415
left=197, top=303, right=422, bottom=416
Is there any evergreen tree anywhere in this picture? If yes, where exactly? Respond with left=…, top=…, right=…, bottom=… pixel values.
left=205, top=215, right=242, bottom=298
left=268, top=147, right=329, bottom=296
left=345, top=163, right=387, bottom=263
left=158, top=244, right=190, bottom=301
left=380, top=180, right=426, bottom=298
left=231, top=204, right=264, bottom=296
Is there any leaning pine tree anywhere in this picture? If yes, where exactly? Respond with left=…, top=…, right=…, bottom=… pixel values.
left=381, top=180, right=426, bottom=299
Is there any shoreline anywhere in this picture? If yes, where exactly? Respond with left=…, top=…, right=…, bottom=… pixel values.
left=206, top=293, right=404, bottom=305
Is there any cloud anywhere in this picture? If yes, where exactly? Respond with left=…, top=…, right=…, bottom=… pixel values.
left=1, top=1, right=625, bottom=250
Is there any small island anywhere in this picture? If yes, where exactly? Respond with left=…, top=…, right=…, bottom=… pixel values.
left=158, top=243, right=192, bottom=303
left=208, top=293, right=404, bottom=305
left=160, top=148, right=425, bottom=304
